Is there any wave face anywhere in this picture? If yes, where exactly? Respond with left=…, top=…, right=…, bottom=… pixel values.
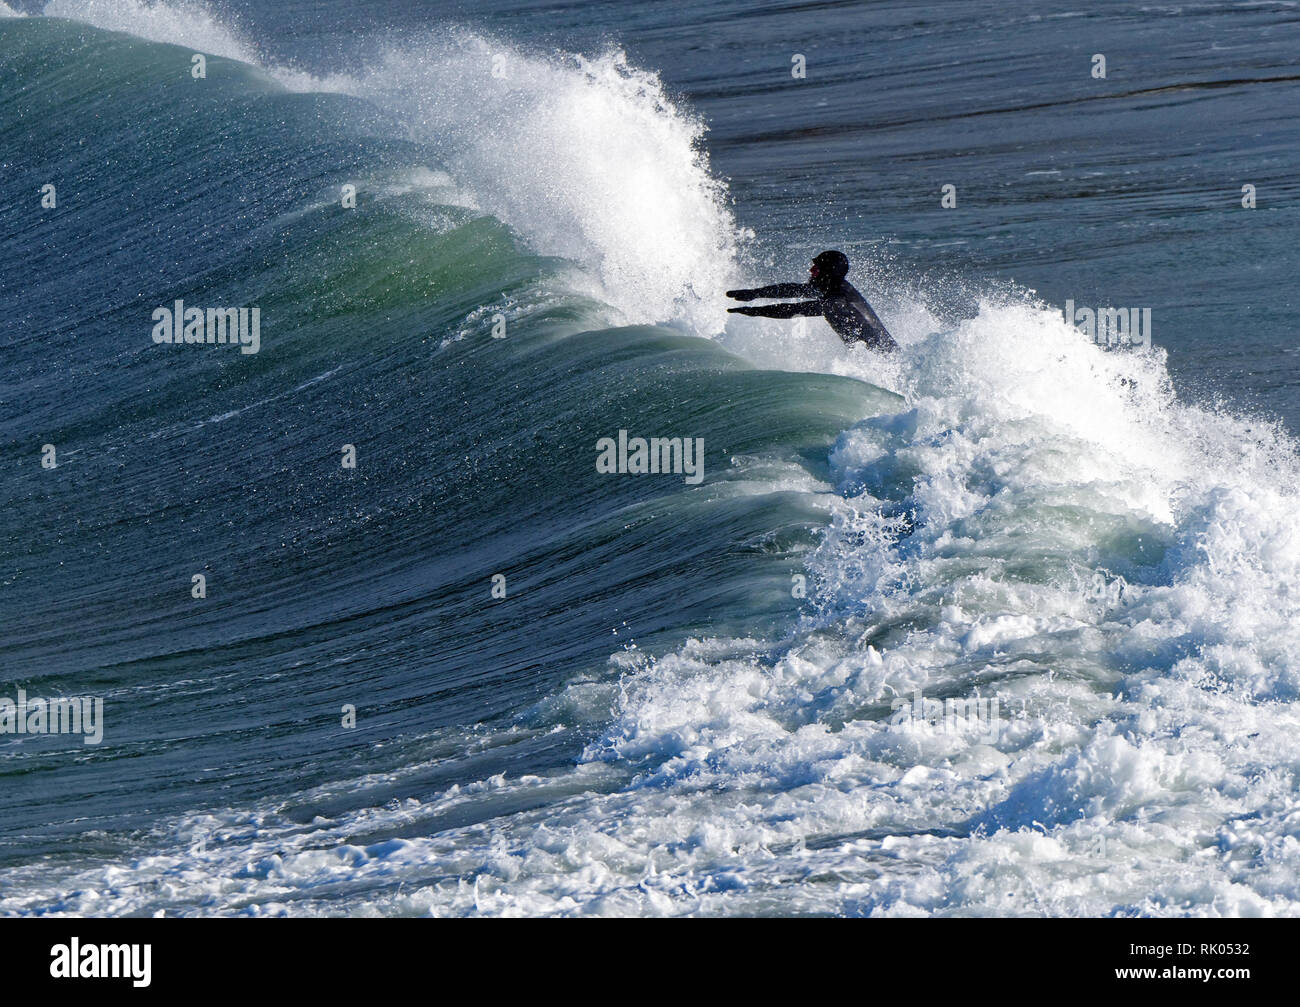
left=2, top=2, right=1300, bottom=916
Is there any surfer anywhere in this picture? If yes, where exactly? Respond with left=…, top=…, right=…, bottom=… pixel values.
left=725, top=250, right=897, bottom=351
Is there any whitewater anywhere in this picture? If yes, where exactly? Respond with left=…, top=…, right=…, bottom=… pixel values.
left=2, top=0, right=1299, bottom=917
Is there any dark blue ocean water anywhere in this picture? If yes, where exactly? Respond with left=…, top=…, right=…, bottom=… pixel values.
left=1, top=0, right=1297, bottom=916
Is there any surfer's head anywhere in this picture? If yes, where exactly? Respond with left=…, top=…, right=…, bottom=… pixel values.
left=810, top=249, right=849, bottom=291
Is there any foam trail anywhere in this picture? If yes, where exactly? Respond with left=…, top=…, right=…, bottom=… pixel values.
left=41, top=0, right=335, bottom=91
left=44, top=0, right=258, bottom=61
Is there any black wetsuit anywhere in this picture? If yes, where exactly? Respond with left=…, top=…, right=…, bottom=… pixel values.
left=727, top=280, right=897, bottom=351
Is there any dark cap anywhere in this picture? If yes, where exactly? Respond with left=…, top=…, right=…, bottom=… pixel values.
left=811, top=250, right=849, bottom=281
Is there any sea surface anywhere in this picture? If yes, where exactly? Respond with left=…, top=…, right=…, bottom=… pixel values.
left=1, top=0, right=1298, bottom=916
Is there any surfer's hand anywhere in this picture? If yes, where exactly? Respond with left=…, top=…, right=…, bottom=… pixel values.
left=725, top=289, right=754, bottom=301
left=727, top=306, right=753, bottom=315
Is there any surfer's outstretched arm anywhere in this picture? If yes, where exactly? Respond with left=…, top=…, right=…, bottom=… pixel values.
left=728, top=301, right=823, bottom=318
left=726, top=283, right=817, bottom=301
